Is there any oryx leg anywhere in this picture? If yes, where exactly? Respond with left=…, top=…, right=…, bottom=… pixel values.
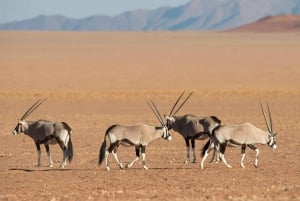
left=56, top=137, right=67, bottom=168
left=44, top=144, right=53, bottom=167
left=210, top=148, right=219, bottom=163
left=185, top=137, right=191, bottom=163
left=112, top=144, right=123, bottom=169
left=105, top=142, right=119, bottom=171
left=201, top=140, right=215, bottom=169
left=248, top=144, right=259, bottom=168
left=35, top=143, right=41, bottom=167
left=141, top=146, right=148, bottom=170
left=191, top=138, right=196, bottom=163
left=126, top=145, right=140, bottom=168
left=218, top=143, right=232, bottom=168
left=241, top=144, right=246, bottom=168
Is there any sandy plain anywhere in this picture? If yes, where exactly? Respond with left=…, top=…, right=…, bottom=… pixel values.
left=0, top=31, right=299, bottom=200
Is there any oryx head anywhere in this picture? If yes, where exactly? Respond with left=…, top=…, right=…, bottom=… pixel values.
left=12, top=98, right=47, bottom=135
left=260, top=102, right=277, bottom=151
left=146, top=100, right=172, bottom=141
left=165, top=91, right=193, bottom=130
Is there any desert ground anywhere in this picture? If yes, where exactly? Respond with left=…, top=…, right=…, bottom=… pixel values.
left=0, top=31, right=299, bottom=200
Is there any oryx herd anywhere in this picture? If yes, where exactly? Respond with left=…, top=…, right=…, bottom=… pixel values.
left=12, top=92, right=277, bottom=171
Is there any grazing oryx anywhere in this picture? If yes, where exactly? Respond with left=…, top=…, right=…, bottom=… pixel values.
left=165, top=92, right=222, bottom=163
left=201, top=102, right=277, bottom=169
left=98, top=100, right=172, bottom=171
left=12, top=98, right=73, bottom=168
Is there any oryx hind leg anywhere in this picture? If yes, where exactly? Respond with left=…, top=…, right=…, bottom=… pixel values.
left=105, top=142, right=119, bottom=171
left=201, top=140, right=215, bottom=169
left=219, top=143, right=232, bottom=168
left=44, top=144, right=53, bottom=167
left=112, top=144, right=124, bottom=169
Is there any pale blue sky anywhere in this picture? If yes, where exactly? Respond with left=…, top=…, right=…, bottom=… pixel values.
left=0, top=0, right=191, bottom=24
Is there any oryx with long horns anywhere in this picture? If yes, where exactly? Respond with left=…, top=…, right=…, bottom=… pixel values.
left=12, top=98, right=73, bottom=168
left=165, top=92, right=222, bottom=163
left=201, top=102, right=277, bottom=169
left=98, top=100, right=172, bottom=171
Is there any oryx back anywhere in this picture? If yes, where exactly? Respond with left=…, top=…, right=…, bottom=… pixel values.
left=214, top=123, right=268, bottom=145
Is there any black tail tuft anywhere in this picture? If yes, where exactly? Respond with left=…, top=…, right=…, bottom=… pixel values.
left=210, top=116, right=222, bottom=124
left=99, top=139, right=106, bottom=165
left=201, top=139, right=211, bottom=157
left=67, top=138, right=73, bottom=162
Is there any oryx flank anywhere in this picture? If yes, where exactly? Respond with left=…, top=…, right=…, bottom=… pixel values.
left=12, top=98, right=73, bottom=168
left=98, top=100, right=172, bottom=171
left=165, top=92, right=222, bottom=163
left=201, top=102, right=277, bottom=169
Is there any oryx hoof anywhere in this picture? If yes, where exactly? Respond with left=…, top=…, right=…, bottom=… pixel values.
left=185, top=160, right=190, bottom=164
left=192, top=159, right=197, bottom=163
left=36, top=163, right=41, bottom=167
left=241, top=164, right=245, bottom=168
left=143, top=165, right=149, bottom=170
left=105, top=167, right=111, bottom=171
left=119, top=164, right=124, bottom=169
left=49, top=164, right=53, bottom=168
left=125, top=164, right=131, bottom=168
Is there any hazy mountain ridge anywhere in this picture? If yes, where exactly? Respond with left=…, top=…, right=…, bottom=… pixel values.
left=1, top=0, right=300, bottom=31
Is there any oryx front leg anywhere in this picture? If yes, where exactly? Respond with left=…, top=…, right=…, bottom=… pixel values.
left=141, top=146, right=148, bottom=170
left=45, top=144, right=53, bottom=167
left=185, top=138, right=191, bottom=163
left=126, top=145, right=140, bottom=169
left=240, top=144, right=246, bottom=168
left=248, top=144, right=259, bottom=168
left=35, top=143, right=41, bottom=167
left=191, top=138, right=196, bottom=163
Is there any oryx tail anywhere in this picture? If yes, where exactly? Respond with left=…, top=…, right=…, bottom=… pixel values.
left=62, top=122, right=73, bottom=162
left=99, top=124, right=118, bottom=165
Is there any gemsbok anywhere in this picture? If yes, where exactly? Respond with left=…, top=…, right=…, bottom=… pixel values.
left=201, top=102, right=277, bottom=169
left=98, top=100, right=172, bottom=171
left=12, top=98, right=73, bottom=168
left=165, top=92, right=222, bottom=163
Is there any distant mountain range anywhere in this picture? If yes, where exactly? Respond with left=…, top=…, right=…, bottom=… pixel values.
left=1, top=0, right=300, bottom=31
left=230, top=15, right=300, bottom=32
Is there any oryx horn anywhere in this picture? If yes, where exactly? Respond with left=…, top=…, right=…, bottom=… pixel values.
left=172, top=92, right=193, bottom=116
left=146, top=100, right=165, bottom=126
left=20, top=97, right=48, bottom=120
left=259, top=101, right=272, bottom=133
left=169, top=91, right=185, bottom=116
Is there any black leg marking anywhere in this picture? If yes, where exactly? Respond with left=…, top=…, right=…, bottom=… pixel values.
left=248, top=144, right=257, bottom=151
left=185, top=137, right=190, bottom=147
left=241, top=144, right=246, bottom=154
left=135, top=146, right=140, bottom=157
left=35, top=143, right=41, bottom=151
left=191, top=138, right=195, bottom=149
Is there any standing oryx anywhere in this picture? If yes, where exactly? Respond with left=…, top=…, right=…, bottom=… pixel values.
left=98, top=100, right=172, bottom=171
left=12, top=98, right=73, bottom=168
left=201, top=102, right=277, bottom=169
left=165, top=92, right=222, bottom=163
